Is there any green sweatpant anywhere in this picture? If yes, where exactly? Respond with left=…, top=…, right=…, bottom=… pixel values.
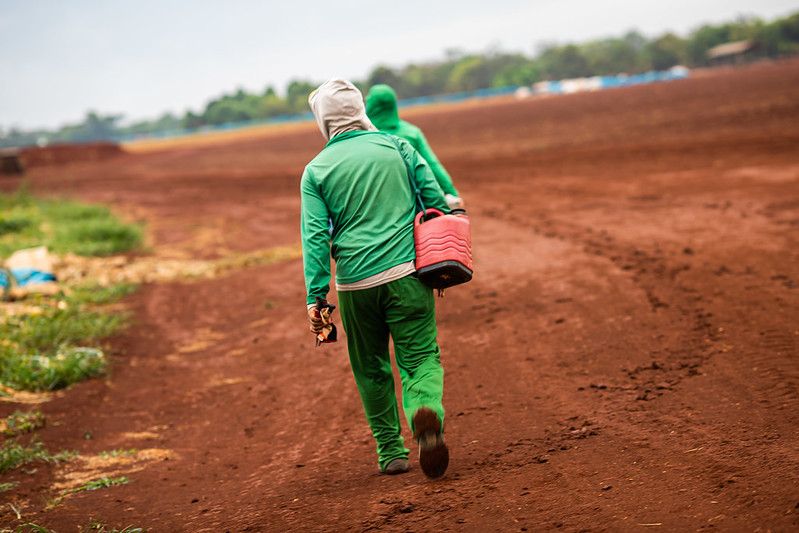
left=338, top=275, right=445, bottom=470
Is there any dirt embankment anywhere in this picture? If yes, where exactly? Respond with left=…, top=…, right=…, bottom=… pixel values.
left=1, top=59, right=798, bottom=532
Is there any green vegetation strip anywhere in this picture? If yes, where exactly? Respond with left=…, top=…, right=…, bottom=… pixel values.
left=0, top=183, right=142, bottom=258
left=0, top=480, right=20, bottom=493
left=46, top=476, right=132, bottom=509
left=68, top=475, right=130, bottom=494
left=0, top=188, right=147, bottom=532
left=6, top=519, right=144, bottom=533
left=0, top=283, right=137, bottom=391
left=2, top=411, right=46, bottom=436
left=77, top=520, right=145, bottom=533
left=98, top=448, right=137, bottom=458
left=2, top=184, right=143, bottom=392
left=0, top=437, right=76, bottom=475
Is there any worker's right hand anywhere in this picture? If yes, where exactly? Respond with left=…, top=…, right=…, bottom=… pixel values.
left=445, top=194, right=464, bottom=210
left=307, top=305, right=324, bottom=334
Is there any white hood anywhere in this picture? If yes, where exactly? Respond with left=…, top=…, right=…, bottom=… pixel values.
left=308, top=78, right=377, bottom=141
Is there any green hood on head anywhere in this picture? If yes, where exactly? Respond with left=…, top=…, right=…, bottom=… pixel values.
left=365, top=84, right=400, bottom=130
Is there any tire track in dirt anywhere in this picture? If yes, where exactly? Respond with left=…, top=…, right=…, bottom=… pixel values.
left=458, top=182, right=799, bottom=529
left=750, top=329, right=799, bottom=406
left=486, top=204, right=718, bottom=390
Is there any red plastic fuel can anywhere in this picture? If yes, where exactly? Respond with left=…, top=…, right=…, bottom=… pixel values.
left=413, top=208, right=473, bottom=289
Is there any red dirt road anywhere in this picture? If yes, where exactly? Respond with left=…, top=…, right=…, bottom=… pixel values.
left=2, top=60, right=799, bottom=532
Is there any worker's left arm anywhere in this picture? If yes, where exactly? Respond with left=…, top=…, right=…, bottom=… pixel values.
left=300, top=168, right=333, bottom=307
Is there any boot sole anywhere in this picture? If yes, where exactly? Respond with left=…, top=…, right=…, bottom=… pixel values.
left=413, top=408, right=449, bottom=478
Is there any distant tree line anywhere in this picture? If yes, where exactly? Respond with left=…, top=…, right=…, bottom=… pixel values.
left=2, top=10, right=797, bottom=148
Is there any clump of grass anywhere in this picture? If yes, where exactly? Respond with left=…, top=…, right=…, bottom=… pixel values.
left=0, top=437, right=76, bottom=475
left=2, top=517, right=145, bottom=533
left=0, top=480, right=20, bottom=492
left=98, top=448, right=137, bottom=458
left=0, top=182, right=143, bottom=257
left=0, top=212, right=35, bottom=235
left=0, top=181, right=34, bottom=210
left=11, top=524, right=55, bottom=533
left=69, top=282, right=139, bottom=305
left=80, top=519, right=145, bottom=533
left=46, top=476, right=132, bottom=509
left=0, top=439, right=46, bottom=474
left=0, top=283, right=136, bottom=391
left=0, top=306, right=121, bottom=391
left=1, top=348, right=108, bottom=391
left=2, top=410, right=46, bottom=436
left=8, top=305, right=121, bottom=353
left=69, top=475, right=131, bottom=494
left=1, top=184, right=142, bottom=390
left=52, top=216, right=142, bottom=257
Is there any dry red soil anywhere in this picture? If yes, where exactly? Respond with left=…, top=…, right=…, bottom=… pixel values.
left=1, top=59, right=798, bottom=532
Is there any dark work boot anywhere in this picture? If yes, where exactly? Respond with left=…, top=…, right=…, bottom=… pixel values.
left=413, top=407, right=449, bottom=478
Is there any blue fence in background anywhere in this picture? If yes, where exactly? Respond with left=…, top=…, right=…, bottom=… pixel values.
left=116, top=66, right=689, bottom=144
left=398, top=85, right=521, bottom=109
left=531, top=66, right=690, bottom=95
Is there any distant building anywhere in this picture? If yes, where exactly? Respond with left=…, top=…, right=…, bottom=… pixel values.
left=706, top=40, right=762, bottom=65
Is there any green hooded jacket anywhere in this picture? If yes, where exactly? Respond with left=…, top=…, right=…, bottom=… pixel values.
left=301, top=128, right=448, bottom=305
left=365, top=85, right=459, bottom=196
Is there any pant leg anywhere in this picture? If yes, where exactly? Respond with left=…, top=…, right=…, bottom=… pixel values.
left=384, top=276, right=445, bottom=434
left=338, top=287, right=409, bottom=470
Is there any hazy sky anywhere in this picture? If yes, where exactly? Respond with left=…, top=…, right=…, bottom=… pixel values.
left=1, top=0, right=797, bottom=130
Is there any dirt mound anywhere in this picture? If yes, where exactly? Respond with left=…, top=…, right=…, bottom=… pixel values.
left=17, top=142, right=124, bottom=169
left=0, top=148, right=24, bottom=175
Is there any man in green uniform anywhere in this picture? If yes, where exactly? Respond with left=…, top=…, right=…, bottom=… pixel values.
left=301, top=78, right=450, bottom=478
left=365, top=84, right=464, bottom=210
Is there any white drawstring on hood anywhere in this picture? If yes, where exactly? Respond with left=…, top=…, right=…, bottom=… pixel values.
left=308, top=78, right=377, bottom=141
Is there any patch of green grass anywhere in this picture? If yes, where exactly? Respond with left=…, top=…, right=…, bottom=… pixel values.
left=0, top=480, right=20, bottom=493
left=52, top=217, right=142, bottom=257
left=7, top=302, right=123, bottom=352
left=2, top=519, right=145, bottom=533
left=0, top=182, right=143, bottom=257
left=98, top=448, right=137, bottom=458
left=0, top=181, right=34, bottom=210
left=0, top=283, right=136, bottom=391
left=69, top=282, right=139, bottom=305
left=79, top=519, right=145, bottom=533
left=1, top=183, right=142, bottom=391
left=0, top=213, right=35, bottom=236
left=46, top=476, right=132, bottom=510
left=0, top=348, right=108, bottom=392
left=0, top=437, right=76, bottom=475
left=9, top=525, right=55, bottom=533
left=70, top=476, right=131, bottom=493
left=0, top=439, right=46, bottom=474
left=2, top=411, right=46, bottom=436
